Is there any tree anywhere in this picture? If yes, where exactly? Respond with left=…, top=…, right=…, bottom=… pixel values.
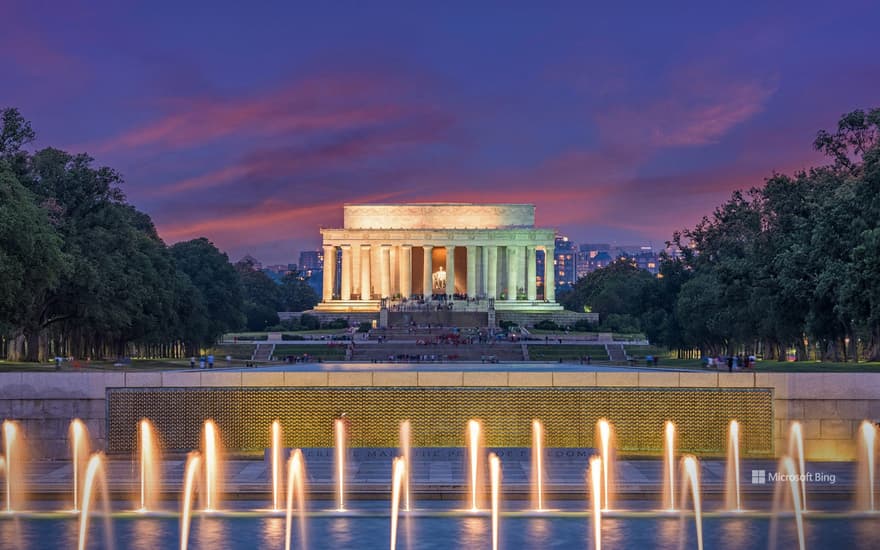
left=280, top=272, right=319, bottom=312
left=563, top=259, right=657, bottom=332
left=0, top=169, right=67, bottom=359
left=171, top=238, right=244, bottom=348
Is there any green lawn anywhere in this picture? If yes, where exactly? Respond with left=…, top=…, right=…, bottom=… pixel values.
left=210, top=344, right=256, bottom=360
left=272, top=344, right=347, bottom=359
left=527, top=344, right=610, bottom=361
left=225, top=329, right=348, bottom=338
left=659, top=358, right=880, bottom=372
left=0, top=358, right=191, bottom=372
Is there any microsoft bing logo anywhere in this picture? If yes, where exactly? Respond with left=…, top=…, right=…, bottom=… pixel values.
left=751, top=470, right=766, bottom=484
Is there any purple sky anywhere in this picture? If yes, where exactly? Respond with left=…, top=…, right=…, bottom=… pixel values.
left=3, top=1, right=879, bottom=264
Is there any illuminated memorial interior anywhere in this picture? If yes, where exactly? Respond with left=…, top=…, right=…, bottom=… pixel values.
left=315, top=203, right=564, bottom=313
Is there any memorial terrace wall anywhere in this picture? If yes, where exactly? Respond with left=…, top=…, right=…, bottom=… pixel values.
left=1, top=370, right=878, bottom=461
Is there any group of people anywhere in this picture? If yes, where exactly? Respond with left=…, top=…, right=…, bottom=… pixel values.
left=703, top=354, right=756, bottom=371
left=189, top=355, right=214, bottom=369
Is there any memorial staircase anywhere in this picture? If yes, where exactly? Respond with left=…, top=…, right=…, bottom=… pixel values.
left=252, top=343, right=275, bottom=362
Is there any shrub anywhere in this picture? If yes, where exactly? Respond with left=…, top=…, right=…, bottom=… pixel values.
left=298, top=313, right=321, bottom=330
left=534, top=319, right=559, bottom=331
left=357, top=321, right=373, bottom=333
left=323, top=318, right=350, bottom=329
left=572, top=318, right=596, bottom=332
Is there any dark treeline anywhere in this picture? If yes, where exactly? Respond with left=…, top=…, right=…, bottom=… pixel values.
left=564, top=108, right=880, bottom=362
left=0, top=109, right=317, bottom=362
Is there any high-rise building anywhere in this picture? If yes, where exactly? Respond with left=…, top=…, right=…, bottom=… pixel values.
left=298, top=250, right=323, bottom=271
left=554, top=235, right=577, bottom=292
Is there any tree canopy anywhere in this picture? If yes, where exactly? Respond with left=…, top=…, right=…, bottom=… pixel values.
left=0, top=108, right=318, bottom=361
left=565, top=107, right=880, bottom=361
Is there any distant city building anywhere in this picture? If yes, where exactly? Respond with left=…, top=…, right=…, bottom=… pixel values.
left=554, top=235, right=577, bottom=292
left=575, top=243, right=661, bottom=277
left=298, top=250, right=323, bottom=271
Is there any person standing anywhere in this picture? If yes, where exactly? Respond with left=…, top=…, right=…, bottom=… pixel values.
left=190, top=356, right=196, bottom=369
left=208, top=354, right=214, bottom=369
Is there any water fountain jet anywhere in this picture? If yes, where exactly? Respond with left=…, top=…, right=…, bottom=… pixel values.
left=203, top=419, right=221, bottom=512
left=532, top=419, right=545, bottom=511
left=335, top=418, right=346, bottom=511
left=399, top=420, right=412, bottom=512
left=489, top=452, right=501, bottom=550
left=662, top=421, right=677, bottom=511
left=788, top=422, right=808, bottom=512
left=285, top=449, right=307, bottom=550
left=180, top=451, right=201, bottom=550
left=272, top=420, right=282, bottom=512
left=595, top=419, right=615, bottom=511
left=857, top=420, right=876, bottom=512
left=77, top=452, right=112, bottom=550
left=588, top=456, right=603, bottom=550
left=467, top=419, right=483, bottom=512
left=138, top=419, right=161, bottom=512
left=777, top=456, right=806, bottom=550
left=390, top=456, right=406, bottom=550
left=680, top=455, right=703, bottom=550
left=725, top=419, right=742, bottom=512
left=2, top=420, right=21, bottom=512
left=69, top=419, right=89, bottom=513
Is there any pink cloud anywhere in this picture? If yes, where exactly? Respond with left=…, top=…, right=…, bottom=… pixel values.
left=150, top=110, right=454, bottom=196
left=597, top=78, right=777, bottom=148
left=88, top=73, right=416, bottom=154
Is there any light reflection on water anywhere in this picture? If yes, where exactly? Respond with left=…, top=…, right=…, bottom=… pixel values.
left=459, top=516, right=488, bottom=548
left=1, top=507, right=879, bottom=549
left=193, top=516, right=229, bottom=549
left=130, top=517, right=168, bottom=550
left=260, top=517, right=284, bottom=548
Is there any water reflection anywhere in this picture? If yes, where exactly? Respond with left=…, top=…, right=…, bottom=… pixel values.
left=525, top=517, right=552, bottom=547
left=193, top=516, right=229, bottom=549
left=329, top=516, right=354, bottom=547
left=0, top=516, right=23, bottom=549
left=719, top=518, right=752, bottom=549
left=261, top=517, right=284, bottom=548
left=459, top=516, right=487, bottom=548
left=129, top=518, right=167, bottom=550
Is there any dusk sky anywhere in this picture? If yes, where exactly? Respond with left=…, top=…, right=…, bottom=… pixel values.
left=3, top=1, right=879, bottom=264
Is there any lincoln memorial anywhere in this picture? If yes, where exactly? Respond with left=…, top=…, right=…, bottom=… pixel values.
left=314, top=203, right=564, bottom=313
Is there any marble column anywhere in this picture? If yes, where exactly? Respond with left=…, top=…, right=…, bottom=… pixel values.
left=390, top=245, right=399, bottom=297
left=480, top=246, right=488, bottom=298
left=322, top=245, right=336, bottom=301
left=466, top=246, right=477, bottom=299
left=517, top=245, right=526, bottom=298
left=544, top=244, right=556, bottom=303
left=399, top=245, right=412, bottom=299
left=446, top=245, right=455, bottom=297
left=352, top=242, right=361, bottom=298
left=380, top=244, right=391, bottom=298
left=506, top=245, right=518, bottom=299
left=422, top=245, right=433, bottom=297
left=360, top=244, right=372, bottom=301
left=487, top=246, right=498, bottom=299
left=526, top=246, right=537, bottom=301
left=340, top=244, right=352, bottom=300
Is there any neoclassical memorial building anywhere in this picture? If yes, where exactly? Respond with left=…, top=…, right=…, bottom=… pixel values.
left=314, top=203, right=564, bottom=314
